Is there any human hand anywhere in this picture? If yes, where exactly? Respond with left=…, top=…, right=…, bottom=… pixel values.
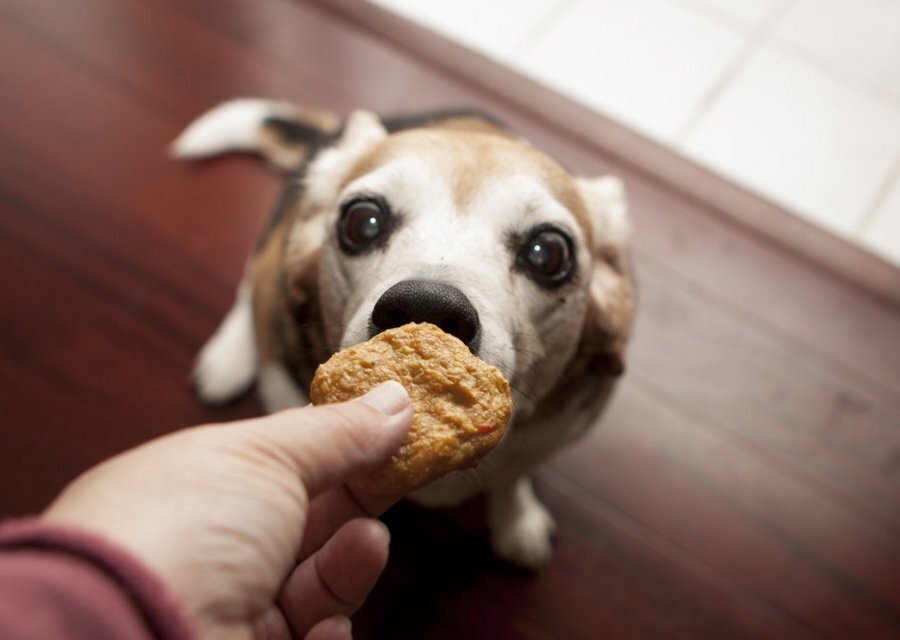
left=42, top=381, right=413, bottom=640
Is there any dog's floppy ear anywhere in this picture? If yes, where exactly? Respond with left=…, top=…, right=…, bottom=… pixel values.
left=574, top=175, right=635, bottom=377
left=303, top=110, right=388, bottom=207
left=339, top=109, right=389, bottom=148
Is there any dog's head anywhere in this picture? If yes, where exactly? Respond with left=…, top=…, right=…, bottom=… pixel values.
left=278, top=110, right=633, bottom=416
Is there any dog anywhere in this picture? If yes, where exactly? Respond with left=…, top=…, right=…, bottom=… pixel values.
left=173, top=99, right=635, bottom=569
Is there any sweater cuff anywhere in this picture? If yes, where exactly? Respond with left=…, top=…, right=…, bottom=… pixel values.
left=0, top=518, right=195, bottom=640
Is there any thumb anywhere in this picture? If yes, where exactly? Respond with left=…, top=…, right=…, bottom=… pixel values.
left=233, top=381, right=412, bottom=498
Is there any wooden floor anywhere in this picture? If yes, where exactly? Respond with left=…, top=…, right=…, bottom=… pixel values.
left=1, top=1, right=898, bottom=637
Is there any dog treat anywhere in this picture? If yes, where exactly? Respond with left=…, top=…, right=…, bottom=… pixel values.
left=309, top=322, right=512, bottom=495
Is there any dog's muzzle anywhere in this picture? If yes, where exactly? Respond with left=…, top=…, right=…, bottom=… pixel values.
left=369, top=279, right=481, bottom=352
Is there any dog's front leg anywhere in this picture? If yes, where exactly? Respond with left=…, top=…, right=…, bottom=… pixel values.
left=193, top=280, right=258, bottom=405
left=257, top=362, right=307, bottom=413
left=486, top=476, right=557, bottom=571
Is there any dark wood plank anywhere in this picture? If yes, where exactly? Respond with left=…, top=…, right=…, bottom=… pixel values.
left=0, top=18, right=270, bottom=512
left=630, top=265, right=900, bottom=528
left=0, top=17, right=284, bottom=274
left=1, top=1, right=898, bottom=638
left=551, top=381, right=900, bottom=638
left=358, top=483, right=796, bottom=640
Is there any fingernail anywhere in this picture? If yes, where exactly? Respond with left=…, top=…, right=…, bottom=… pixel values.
left=359, top=380, right=410, bottom=416
left=374, top=519, right=392, bottom=545
left=336, top=615, right=352, bottom=632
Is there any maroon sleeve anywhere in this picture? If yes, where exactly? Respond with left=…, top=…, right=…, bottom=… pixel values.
left=0, top=519, right=195, bottom=640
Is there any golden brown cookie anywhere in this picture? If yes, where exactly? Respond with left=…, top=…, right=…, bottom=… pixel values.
left=309, top=322, right=512, bottom=495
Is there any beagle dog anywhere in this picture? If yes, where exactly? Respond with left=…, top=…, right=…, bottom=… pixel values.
left=174, top=100, right=635, bottom=569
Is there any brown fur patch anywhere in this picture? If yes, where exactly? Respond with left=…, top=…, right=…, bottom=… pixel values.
left=250, top=221, right=290, bottom=364
left=423, top=116, right=515, bottom=138
left=579, top=256, right=635, bottom=377
left=259, top=107, right=341, bottom=170
left=250, top=185, right=332, bottom=390
left=343, top=127, right=593, bottom=240
left=259, top=126, right=307, bottom=170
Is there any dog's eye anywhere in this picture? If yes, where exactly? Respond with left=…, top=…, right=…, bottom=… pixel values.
left=338, top=198, right=390, bottom=254
left=517, top=227, right=574, bottom=286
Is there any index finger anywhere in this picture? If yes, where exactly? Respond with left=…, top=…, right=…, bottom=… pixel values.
left=298, top=484, right=400, bottom=559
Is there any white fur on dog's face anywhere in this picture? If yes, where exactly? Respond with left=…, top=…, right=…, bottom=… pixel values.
left=298, top=113, right=597, bottom=415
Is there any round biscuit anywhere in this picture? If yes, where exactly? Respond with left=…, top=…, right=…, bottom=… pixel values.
left=309, top=322, right=512, bottom=495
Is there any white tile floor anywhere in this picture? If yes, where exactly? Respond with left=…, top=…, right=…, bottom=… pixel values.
left=371, top=0, right=900, bottom=268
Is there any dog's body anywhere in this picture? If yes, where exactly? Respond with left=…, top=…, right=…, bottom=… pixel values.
left=176, top=100, right=634, bottom=569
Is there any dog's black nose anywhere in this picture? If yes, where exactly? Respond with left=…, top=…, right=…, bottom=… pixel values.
left=370, top=280, right=481, bottom=349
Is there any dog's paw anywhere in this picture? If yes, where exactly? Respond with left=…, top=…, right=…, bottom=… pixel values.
left=488, top=479, right=557, bottom=571
left=193, top=341, right=253, bottom=405
left=490, top=496, right=557, bottom=571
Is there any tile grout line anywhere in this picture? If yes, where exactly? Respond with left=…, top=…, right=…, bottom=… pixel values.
left=874, top=37, right=900, bottom=107
left=666, top=0, right=758, bottom=31
left=673, top=0, right=796, bottom=146
left=761, top=1, right=900, bottom=114
left=763, top=38, right=900, bottom=114
left=507, top=0, right=578, bottom=61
